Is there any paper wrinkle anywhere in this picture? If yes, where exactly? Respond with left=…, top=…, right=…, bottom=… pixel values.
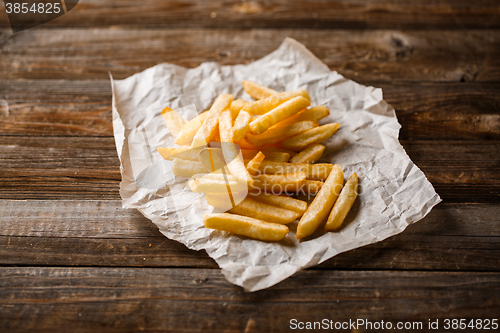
left=111, top=38, right=441, bottom=292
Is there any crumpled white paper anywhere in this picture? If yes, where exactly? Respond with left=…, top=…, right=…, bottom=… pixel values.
left=111, top=38, right=441, bottom=292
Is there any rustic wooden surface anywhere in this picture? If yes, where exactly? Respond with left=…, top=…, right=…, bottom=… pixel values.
left=0, top=0, right=499, bottom=332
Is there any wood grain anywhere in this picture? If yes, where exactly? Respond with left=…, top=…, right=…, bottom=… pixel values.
left=1, top=136, right=498, bottom=202
left=1, top=0, right=499, bottom=29
left=1, top=80, right=499, bottom=140
left=0, top=1, right=498, bottom=329
left=1, top=28, right=499, bottom=82
left=0, top=267, right=498, bottom=332
left=1, top=200, right=498, bottom=271
left=379, top=83, right=500, bottom=140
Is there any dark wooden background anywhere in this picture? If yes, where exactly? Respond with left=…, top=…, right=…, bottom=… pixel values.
left=1, top=1, right=499, bottom=332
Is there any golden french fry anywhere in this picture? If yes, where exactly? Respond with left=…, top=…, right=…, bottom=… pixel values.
left=255, top=161, right=333, bottom=181
left=241, top=150, right=290, bottom=163
left=242, top=80, right=278, bottom=100
left=251, top=172, right=306, bottom=192
left=297, top=180, right=324, bottom=195
left=257, top=146, right=297, bottom=158
left=203, top=213, right=289, bottom=242
left=158, top=146, right=199, bottom=161
left=175, top=111, right=209, bottom=145
left=161, top=107, right=186, bottom=139
left=281, top=123, right=340, bottom=151
left=289, top=144, right=325, bottom=164
left=218, top=110, right=254, bottom=185
left=296, top=164, right=344, bottom=239
left=219, top=110, right=234, bottom=142
left=249, top=96, right=311, bottom=135
left=222, top=143, right=254, bottom=186
left=211, top=126, right=221, bottom=142
left=198, top=147, right=226, bottom=172
left=229, top=198, right=301, bottom=224
left=191, top=94, right=233, bottom=148
left=205, top=192, right=247, bottom=211
left=264, top=152, right=290, bottom=162
left=324, top=173, right=359, bottom=231
left=272, top=105, right=330, bottom=129
left=171, top=158, right=208, bottom=178
left=229, top=99, right=249, bottom=120
left=246, top=120, right=318, bottom=147
left=188, top=173, right=248, bottom=193
left=242, top=90, right=311, bottom=116
left=234, top=138, right=259, bottom=150
left=219, top=142, right=253, bottom=188
left=249, top=192, right=307, bottom=215
left=232, top=110, right=252, bottom=141
left=246, top=151, right=265, bottom=176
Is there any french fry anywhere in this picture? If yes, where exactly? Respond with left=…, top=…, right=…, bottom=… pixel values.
left=219, top=110, right=254, bottom=185
left=249, top=192, right=307, bottom=215
left=158, top=146, right=200, bottom=161
left=232, top=110, right=252, bottom=141
left=246, top=151, right=265, bottom=176
left=211, top=126, right=221, bottom=142
left=271, top=105, right=330, bottom=129
left=289, top=144, right=325, bottom=164
left=257, top=146, right=297, bottom=158
left=171, top=158, right=208, bottom=178
left=205, top=192, right=247, bottom=211
left=219, top=110, right=234, bottom=142
left=296, top=164, right=344, bottom=239
left=297, top=180, right=323, bottom=195
left=242, top=90, right=311, bottom=116
left=242, top=80, right=278, bottom=100
left=203, top=213, right=289, bottom=242
left=161, top=107, right=186, bottom=139
left=281, top=123, right=340, bottom=151
left=188, top=173, right=248, bottom=193
left=229, top=99, right=249, bottom=120
left=198, top=147, right=226, bottom=172
left=159, top=80, right=360, bottom=243
left=249, top=96, right=311, bottom=134
left=175, top=111, right=208, bottom=145
left=229, top=198, right=301, bottom=224
left=222, top=143, right=254, bottom=185
left=324, top=173, right=359, bottom=231
left=234, top=138, right=259, bottom=150
left=241, top=150, right=290, bottom=163
left=191, top=94, right=233, bottom=148
left=262, top=152, right=290, bottom=162
left=251, top=172, right=306, bottom=192
left=255, top=161, right=333, bottom=181
left=246, top=120, right=318, bottom=147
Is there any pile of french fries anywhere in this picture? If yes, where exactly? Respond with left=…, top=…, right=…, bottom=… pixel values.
left=158, top=81, right=358, bottom=241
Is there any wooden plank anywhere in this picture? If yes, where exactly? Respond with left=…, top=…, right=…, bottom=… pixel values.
left=0, top=136, right=121, bottom=200
left=1, top=28, right=499, bottom=82
left=0, top=200, right=498, bottom=271
left=1, top=80, right=499, bottom=139
left=1, top=0, right=499, bottom=29
left=0, top=267, right=498, bottom=332
left=378, top=83, right=500, bottom=140
left=0, top=80, right=113, bottom=136
left=1, top=136, right=498, bottom=202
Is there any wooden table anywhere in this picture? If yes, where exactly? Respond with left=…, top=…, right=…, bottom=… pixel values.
left=1, top=1, right=499, bottom=331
